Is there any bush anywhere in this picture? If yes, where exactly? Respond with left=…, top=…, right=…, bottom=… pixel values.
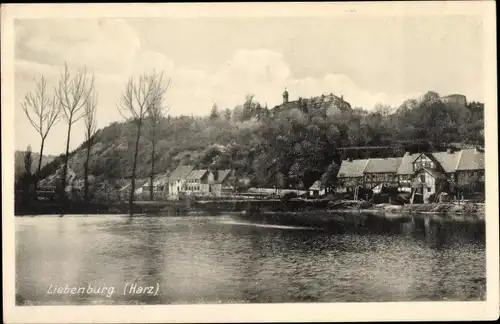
left=281, top=192, right=298, bottom=201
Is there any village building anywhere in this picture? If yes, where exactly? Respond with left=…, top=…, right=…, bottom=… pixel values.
left=166, top=165, right=236, bottom=197
left=308, top=180, right=327, bottom=197
left=210, top=169, right=235, bottom=196
left=337, top=148, right=485, bottom=203
left=167, top=165, right=195, bottom=197
left=362, top=157, right=402, bottom=190
left=185, top=169, right=214, bottom=194
left=336, top=158, right=369, bottom=193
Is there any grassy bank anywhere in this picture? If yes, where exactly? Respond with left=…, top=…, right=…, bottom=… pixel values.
left=15, top=197, right=484, bottom=220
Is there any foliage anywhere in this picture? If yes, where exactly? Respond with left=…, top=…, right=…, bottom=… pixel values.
left=35, top=91, right=484, bottom=194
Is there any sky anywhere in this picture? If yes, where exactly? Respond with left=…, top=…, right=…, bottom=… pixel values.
left=14, top=15, right=484, bottom=155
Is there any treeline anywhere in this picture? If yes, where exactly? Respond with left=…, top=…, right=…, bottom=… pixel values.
left=27, top=90, right=484, bottom=198
left=16, top=64, right=172, bottom=215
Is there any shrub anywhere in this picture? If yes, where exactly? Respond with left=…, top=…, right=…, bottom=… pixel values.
left=281, top=192, right=298, bottom=201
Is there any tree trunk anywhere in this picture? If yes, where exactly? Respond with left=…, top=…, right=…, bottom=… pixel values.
left=84, top=138, right=92, bottom=205
left=61, top=120, right=73, bottom=201
left=129, top=120, right=142, bottom=216
left=149, top=126, right=156, bottom=201
left=35, top=139, right=45, bottom=193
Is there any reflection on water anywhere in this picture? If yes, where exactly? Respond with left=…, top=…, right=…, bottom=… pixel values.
left=15, top=213, right=485, bottom=305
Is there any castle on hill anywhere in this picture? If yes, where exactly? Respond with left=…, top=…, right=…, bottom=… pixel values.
left=271, top=88, right=352, bottom=116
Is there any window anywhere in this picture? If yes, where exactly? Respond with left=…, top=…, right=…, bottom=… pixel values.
left=420, top=174, right=425, bottom=183
left=427, top=187, right=432, bottom=193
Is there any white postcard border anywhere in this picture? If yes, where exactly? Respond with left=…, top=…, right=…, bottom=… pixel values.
left=2, top=2, right=498, bottom=323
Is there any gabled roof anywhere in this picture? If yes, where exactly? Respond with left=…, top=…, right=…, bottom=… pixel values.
left=153, top=174, right=170, bottom=186
left=215, top=169, right=232, bottom=183
left=456, top=148, right=484, bottom=171
left=169, top=165, right=194, bottom=181
left=142, top=174, right=169, bottom=187
left=309, top=180, right=323, bottom=190
left=431, top=151, right=462, bottom=173
left=364, top=157, right=402, bottom=174
left=397, top=152, right=421, bottom=175
left=396, top=149, right=484, bottom=175
left=186, top=169, right=210, bottom=180
left=338, top=159, right=369, bottom=178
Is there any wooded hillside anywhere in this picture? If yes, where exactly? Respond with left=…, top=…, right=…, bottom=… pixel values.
left=23, top=91, right=484, bottom=190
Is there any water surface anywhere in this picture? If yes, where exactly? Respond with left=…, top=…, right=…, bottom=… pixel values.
left=15, top=213, right=486, bottom=305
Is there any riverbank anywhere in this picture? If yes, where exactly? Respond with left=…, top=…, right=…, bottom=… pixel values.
left=15, top=198, right=485, bottom=221
left=325, top=200, right=484, bottom=217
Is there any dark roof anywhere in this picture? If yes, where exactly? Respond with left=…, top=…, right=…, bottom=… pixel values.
left=169, top=165, right=194, bottom=180
left=397, top=149, right=484, bottom=175
left=364, top=157, right=402, bottom=174
left=338, top=159, right=369, bottom=178
left=429, top=151, right=461, bottom=173
left=141, top=174, right=170, bottom=187
left=186, top=169, right=210, bottom=180
left=215, top=169, right=232, bottom=183
left=397, top=152, right=421, bottom=175
left=309, top=180, right=323, bottom=190
left=456, top=148, right=484, bottom=171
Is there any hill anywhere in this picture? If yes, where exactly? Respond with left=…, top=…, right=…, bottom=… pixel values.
left=15, top=150, right=57, bottom=181
left=31, top=90, right=484, bottom=192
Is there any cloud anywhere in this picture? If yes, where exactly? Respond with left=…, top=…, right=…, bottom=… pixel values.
left=17, top=19, right=142, bottom=74
left=15, top=19, right=420, bottom=154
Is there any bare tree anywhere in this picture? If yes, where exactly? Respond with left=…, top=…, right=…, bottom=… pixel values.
left=147, top=80, right=170, bottom=201
left=55, top=63, right=95, bottom=199
left=21, top=75, right=60, bottom=186
left=83, top=88, right=98, bottom=204
left=117, top=70, right=169, bottom=215
left=22, top=145, right=34, bottom=204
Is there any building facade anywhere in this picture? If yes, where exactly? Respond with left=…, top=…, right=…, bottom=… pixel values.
left=168, top=165, right=195, bottom=197
left=337, top=148, right=485, bottom=202
left=167, top=165, right=235, bottom=197
left=308, top=180, right=326, bottom=196
left=185, top=170, right=214, bottom=194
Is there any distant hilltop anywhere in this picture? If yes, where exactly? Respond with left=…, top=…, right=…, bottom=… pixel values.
left=440, top=94, right=467, bottom=106
left=272, top=89, right=352, bottom=116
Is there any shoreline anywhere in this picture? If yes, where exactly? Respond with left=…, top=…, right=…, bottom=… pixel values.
left=15, top=199, right=485, bottom=222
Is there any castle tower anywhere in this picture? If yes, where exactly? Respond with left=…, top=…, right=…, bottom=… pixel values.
left=283, top=88, right=289, bottom=104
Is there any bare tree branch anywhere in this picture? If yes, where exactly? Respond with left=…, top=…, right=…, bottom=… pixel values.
left=21, top=75, right=61, bottom=181
left=117, top=70, right=170, bottom=214
left=83, top=86, right=98, bottom=204
left=84, top=88, right=98, bottom=142
left=54, top=62, right=96, bottom=198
